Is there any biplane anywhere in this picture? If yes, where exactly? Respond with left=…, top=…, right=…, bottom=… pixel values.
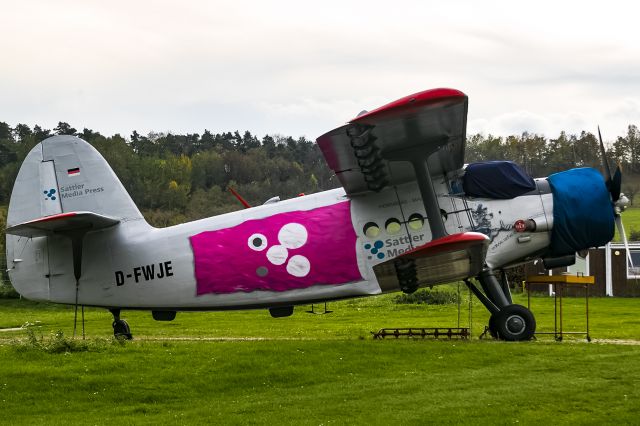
left=5, top=88, right=629, bottom=341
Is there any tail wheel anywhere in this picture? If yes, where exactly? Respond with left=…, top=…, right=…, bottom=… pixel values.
left=495, top=304, right=536, bottom=341
left=113, top=319, right=133, bottom=340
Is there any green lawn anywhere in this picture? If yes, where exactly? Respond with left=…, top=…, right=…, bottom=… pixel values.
left=1, top=292, right=640, bottom=424
left=1, top=291, right=639, bottom=341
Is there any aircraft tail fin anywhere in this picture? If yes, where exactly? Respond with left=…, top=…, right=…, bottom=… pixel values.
left=7, top=135, right=147, bottom=229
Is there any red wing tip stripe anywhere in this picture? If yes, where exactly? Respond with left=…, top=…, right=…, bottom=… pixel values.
left=420, top=232, right=489, bottom=249
left=26, top=212, right=78, bottom=224
left=400, top=232, right=488, bottom=258
left=350, top=88, right=467, bottom=123
left=431, top=232, right=489, bottom=245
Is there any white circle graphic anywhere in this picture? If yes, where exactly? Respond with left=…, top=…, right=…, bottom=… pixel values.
left=266, top=245, right=288, bottom=265
left=248, top=233, right=268, bottom=251
left=278, top=223, right=308, bottom=249
left=286, top=255, right=311, bottom=277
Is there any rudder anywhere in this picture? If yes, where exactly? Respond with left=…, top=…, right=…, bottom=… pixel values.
left=7, top=135, right=145, bottom=227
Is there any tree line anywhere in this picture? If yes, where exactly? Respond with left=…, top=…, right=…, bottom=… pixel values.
left=0, top=122, right=336, bottom=227
left=465, top=127, right=640, bottom=203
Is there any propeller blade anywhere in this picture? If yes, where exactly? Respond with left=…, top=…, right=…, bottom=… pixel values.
left=611, top=165, right=622, bottom=202
left=598, top=126, right=613, bottom=182
left=615, top=215, right=634, bottom=271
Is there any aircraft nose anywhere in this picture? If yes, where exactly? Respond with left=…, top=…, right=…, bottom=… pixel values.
left=615, top=193, right=630, bottom=213
left=546, top=167, right=615, bottom=257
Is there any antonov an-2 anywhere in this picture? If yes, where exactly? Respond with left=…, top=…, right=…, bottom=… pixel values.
left=5, top=88, right=628, bottom=341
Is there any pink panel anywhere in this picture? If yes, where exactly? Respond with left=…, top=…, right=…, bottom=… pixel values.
left=190, top=201, right=362, bottom=295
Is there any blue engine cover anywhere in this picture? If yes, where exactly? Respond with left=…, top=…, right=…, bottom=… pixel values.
left=548, top=168, right=614, bottom=256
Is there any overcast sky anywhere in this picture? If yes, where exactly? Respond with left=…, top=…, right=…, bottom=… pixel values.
left=2, top=0, right=639, bottom=142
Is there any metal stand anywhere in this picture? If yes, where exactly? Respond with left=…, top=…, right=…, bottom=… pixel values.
left=526, top=274, right=593, bottom=342
left=306, top=302, right=333, bottom=315
left=372, top=327, right=469, bottom=339
left=373, top=281, right=473, bottom=340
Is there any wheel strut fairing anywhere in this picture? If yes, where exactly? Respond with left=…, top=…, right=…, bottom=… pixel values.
left=190, top=201, right=362, bottom=294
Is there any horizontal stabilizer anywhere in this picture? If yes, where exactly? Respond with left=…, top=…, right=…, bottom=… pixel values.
left=6, top=211, right=120, bottom=237
left=373, top=232, right=489, bottom=291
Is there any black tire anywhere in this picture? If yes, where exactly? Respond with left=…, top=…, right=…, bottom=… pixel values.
left=113, top=319, right=133, bottom=340
left=495, top=304, right=536, bottom=341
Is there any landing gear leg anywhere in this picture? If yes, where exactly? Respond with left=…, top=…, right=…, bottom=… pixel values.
left=110, top=309, right=133, bottom=340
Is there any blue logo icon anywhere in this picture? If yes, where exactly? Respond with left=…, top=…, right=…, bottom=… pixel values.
left=44, top=188, right=57, bottom=200
left=364, top=240, right=385, bottom=260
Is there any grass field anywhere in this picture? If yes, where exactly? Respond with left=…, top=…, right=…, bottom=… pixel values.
left=1, top=292, right=640, bottom=424
left=615, top=206, right=640, bottom=241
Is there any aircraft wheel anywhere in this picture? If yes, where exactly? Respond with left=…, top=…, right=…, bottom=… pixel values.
left=112, top=319, right=133, bottom=340
left=495, top=304, right=536, bottom=341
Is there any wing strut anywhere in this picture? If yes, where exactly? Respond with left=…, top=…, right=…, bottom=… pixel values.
left=382, top=138, right=448, bottom=240
left=410, top=157, right=447, bottom=239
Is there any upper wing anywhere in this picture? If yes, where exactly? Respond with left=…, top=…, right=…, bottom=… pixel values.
left=316, top=88, right=468, bottom=195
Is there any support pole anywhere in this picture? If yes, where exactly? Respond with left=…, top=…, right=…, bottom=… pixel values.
left=554, top=284, right=558, bottom=340
left=66, top=230, right=88, bottom=339
left=73, top=286, right=78, bottom=338
left=71, top=234, right=83, bottom=339
left=586, top=284, right=590, bottom=341
left=468, top=284, right=473, bottom=334
left=559, top=284, right=564, bottom=340
left=457, top=282, right=461, bottom=328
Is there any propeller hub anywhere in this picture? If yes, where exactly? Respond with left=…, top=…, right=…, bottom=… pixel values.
left=615, top=193, right=630, bottom=214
